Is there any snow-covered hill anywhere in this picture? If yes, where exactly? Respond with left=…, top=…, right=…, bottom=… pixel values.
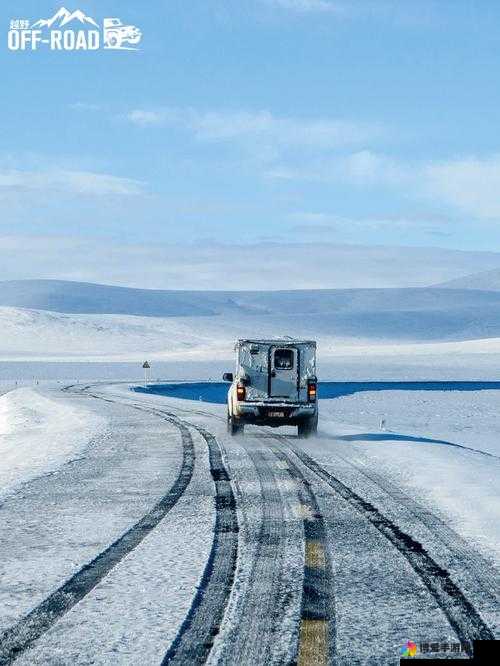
left=5, top=242, right=500, bottom=290
left=1, top=297, right=500, bottom=362
left=2, top=280, right=500, bottom=362
left=0, top=281, right=216, bottom=317
left=433, top=268, right=500, bottom=292
left=2, top=279, right=500, bottom=317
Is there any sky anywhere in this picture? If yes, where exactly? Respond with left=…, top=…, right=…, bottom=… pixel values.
left=1, top=0, right=500, bottom=288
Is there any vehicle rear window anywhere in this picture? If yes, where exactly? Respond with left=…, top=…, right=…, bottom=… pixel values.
left=274, top=348, right=294, bottom=370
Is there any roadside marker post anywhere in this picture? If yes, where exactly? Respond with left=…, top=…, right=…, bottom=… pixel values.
left=142, top=361, right=151, bottom=388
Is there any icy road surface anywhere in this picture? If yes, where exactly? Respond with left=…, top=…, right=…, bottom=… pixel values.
left=0, top=382, right=498, bottom=665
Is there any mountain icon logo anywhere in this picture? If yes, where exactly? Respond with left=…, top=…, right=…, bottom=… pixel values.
left=31, top=7, right=98, bottom=29
left=8, top=6, right=142, bottom=52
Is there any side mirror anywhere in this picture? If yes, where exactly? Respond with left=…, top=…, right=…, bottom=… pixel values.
left=222, top=372, right=234, bottom=382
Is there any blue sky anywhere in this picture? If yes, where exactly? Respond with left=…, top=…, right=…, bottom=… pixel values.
left=1, top=0, right=500, bottom=286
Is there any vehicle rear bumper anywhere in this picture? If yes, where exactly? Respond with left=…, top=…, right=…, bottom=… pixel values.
left=234, top=401, right=317, bottom=426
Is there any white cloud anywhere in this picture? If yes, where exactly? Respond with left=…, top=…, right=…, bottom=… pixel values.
left=341, top=150, right=407, bottom=184
left=1, top=235, right=500, bottom=290
left=126, top=110, right=171, bottom=126
left=266, top=150, right=408, bottom=185
left=122, top=108, right=500, bottom=221
left=69, top=102, right=101, bottom=112
left=424, top=155, right=500, bottom=219
left=0, top=169, right=145, bottom=196
left=193, top=111, right=375, bottom=148
left=267, top=150, right=500, bottom=222
left=126, top=107, right=381, bottom=150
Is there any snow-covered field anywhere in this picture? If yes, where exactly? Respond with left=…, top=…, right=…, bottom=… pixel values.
left=326, top=388, right=499, bottom=457
left=1, top=278, right=500, bottom=387
left=0, top=387, right=105, bottom=499
left=318, top=390, right=500, bottom=561
left=2, top=303, right=500, bottom=361
left=2, top=304, right=500, bottom=387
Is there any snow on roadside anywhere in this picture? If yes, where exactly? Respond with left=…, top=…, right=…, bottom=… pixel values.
left=324, top=389, right=500, bottom=457
left=0, top=388, right=106, bottom=499
left=318, top=391, right=500, bottom=561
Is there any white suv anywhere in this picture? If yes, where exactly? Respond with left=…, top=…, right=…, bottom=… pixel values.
left=223, top=338, right=318, bottom=438
left=103, top=18, right=142, bottom=48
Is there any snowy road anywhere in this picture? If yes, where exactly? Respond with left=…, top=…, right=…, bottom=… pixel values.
left=0, top=383, right=499, bottom=664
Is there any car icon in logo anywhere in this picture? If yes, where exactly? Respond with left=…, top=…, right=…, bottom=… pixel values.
left=103, top=17, right=141, bottom=49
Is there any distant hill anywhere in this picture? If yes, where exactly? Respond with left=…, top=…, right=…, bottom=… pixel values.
left=433, top=268, right=500, bottom=292
left=5, top=242, right=500, bottom=291
left=2, top=279, right=500, bottom=318
left=0, top=280, right=216, bottom=317
left=1, top=281, right=500, bottom=355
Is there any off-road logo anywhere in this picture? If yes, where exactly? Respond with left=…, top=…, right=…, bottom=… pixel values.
left=7, top=7, right=142, bottom=51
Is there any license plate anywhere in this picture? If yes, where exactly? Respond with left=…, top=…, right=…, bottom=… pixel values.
left=268, top=411, right=285, bottom=418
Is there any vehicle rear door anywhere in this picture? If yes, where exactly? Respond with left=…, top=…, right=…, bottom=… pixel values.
left=269, top=347, right=299, bottom=400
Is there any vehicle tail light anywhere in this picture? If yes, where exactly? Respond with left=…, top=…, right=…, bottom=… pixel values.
left=307, top=381, right=317, bottom=402
left=236, top=384, right=246, bottom=401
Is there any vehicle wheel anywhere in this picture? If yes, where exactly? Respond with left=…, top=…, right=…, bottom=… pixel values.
left=227, top=412, right=244, bottom=436
left=298, top=415, right=318, bottom=439
left=107, top=33, right=121, bottom=48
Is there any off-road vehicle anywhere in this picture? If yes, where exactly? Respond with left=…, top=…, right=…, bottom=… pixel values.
left=223, top=338, right=318, bottom=438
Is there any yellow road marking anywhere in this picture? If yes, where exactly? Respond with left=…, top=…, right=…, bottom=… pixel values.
left=298, top=619, right=328, bottom=666
left=305, top=541, right=326, bottom=569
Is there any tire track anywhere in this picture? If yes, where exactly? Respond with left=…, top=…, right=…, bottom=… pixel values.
left=281, top=439, right=495, bottom=655
left=161, top=425, right=239, bottom=665
left=316, top=442, right=500, bottom=618
left=0, top=412, right=195, bottom=666
left=268, top=441, right=335, bottom=666
left=70, top=388, right=241, bottom=664
left=74, top=388, right=240, bottom=664
left=218, top=444, right=292, bottom=664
